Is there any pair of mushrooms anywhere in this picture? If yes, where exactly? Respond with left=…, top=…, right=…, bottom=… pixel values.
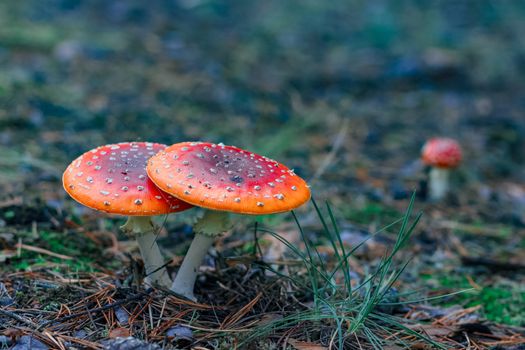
left=63, top=141, right=310, bottom=300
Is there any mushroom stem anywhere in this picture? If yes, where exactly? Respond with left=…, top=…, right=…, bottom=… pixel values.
left=170, top=233, right=215, bottom=300
left=428, top=167, right=450, bottom=201
left=121, top=216, right=172, bottom=288
left=171, top=210, right=231, bottom=300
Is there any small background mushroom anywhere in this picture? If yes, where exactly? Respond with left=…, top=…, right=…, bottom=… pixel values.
left=421, top=137, right=463, bottom=201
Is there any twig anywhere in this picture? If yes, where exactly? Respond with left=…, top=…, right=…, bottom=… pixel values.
left=438, top=220, right=515, bottom=238
left=220, top=292, right=262, bottom=329
left=0, top=308, right=39, bottom=328
left=309, top=118, right=349, bottom=184
left=461, top=256, right=525, bottom=272
left=16, top=243, right=73, bottom=260
left=156, top=298, right=167, bottom=328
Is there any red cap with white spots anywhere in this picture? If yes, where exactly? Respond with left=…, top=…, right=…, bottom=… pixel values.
left=63, top=142, right=193, bottom=215
left=146, top=141, right=311, bottom=215
left=421, top=137, right=462, bottom=169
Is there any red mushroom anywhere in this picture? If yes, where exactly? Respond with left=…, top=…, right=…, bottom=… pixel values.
left=421, top=137, right=462, bottom=201
left=63, top=142, right=193, bottom=287
left=146, top=141, right=311, bottom=300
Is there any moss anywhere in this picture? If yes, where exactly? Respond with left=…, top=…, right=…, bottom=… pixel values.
left=426, top=273, right=525, bottom=326
left=6, top=228, right=121, bottom=273
left=472, top=287, right=525, bottom=325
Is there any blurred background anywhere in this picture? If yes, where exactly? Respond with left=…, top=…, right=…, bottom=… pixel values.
left=1, top=0, right=524, bottom=326
left=1, top=1, right=524, bottom=200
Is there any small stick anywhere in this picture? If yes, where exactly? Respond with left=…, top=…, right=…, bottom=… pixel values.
left=461, top=256, right=525, bottom=272
left=438, top=220, right=516, bottom=238
left=309, top=118, right=349, bottom=184
left=0, top=308, right=39, bottom=328
left=148, top=304, right=154, bottom=329
left=16, top=243, right=73, bottom=260
left=157, top=299, right=167, bottom=328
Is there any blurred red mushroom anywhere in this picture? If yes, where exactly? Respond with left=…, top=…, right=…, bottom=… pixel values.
left=421, top=137, right=462, bottom=201
left=63, top=142, right=193, bottom=287
left=147, top=141, right=311, bottom=300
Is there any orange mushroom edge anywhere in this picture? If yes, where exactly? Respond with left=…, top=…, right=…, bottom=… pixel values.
left=146, top=141, right=311, bottom=215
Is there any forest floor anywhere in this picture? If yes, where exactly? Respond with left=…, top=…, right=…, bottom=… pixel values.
left=0, top=1, right=524, bottom=349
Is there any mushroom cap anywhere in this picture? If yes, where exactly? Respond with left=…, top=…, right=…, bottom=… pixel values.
left=421, top=137, right=462, bottom=168
left=63, top=142, right=193, bottom=216
left=146, top=141, right=311, bottom=215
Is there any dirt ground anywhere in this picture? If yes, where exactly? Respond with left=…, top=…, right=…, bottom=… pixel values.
left=1, top=1, right=524, bottom=349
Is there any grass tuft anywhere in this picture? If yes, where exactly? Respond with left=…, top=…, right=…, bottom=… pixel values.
left=243, top=192, right=447, bottom=349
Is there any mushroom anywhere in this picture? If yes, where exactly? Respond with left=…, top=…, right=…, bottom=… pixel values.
left=421, top=137, right=462, bottom=201
left=63, top=142, right=193, bottom=287
left=146, top=141, right=311, bottom=300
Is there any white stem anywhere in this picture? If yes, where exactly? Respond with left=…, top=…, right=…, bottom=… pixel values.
left=171, top=210, right=231, bottom=300
left=121, top=216, right=172, bottom=288
left=171, top=233, right=215, bottom=301
left=428, top=167, right=450, bottom=201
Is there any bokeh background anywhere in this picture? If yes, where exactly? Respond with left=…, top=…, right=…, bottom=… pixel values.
left=1, top=1, right=525, bottom=194
left=1, top=0, right=524, bottom=327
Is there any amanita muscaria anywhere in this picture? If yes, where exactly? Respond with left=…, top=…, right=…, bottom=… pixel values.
left=63, top=142, right=193, bottom=287
left=421, top=137, right=462, bottom=201
left=147, top=141, right=311, bottom=300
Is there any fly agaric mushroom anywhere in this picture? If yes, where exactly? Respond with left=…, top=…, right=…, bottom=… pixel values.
left=421, top=137, right=462, bottom=201
left=146, top=141, right=310, bottom=300
left=63, top=142, right=193, bottom=287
